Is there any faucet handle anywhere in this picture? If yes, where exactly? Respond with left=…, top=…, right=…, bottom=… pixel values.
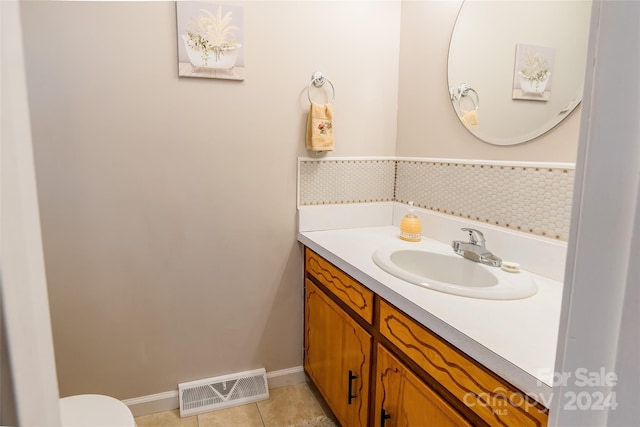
left=461, top=228, right=485, bottom=246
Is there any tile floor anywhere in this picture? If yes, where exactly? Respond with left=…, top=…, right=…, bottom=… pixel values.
left=135, top=383, right=337, bottom=427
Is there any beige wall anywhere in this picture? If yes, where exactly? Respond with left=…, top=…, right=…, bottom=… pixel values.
left=21, top=1, right=400, bottom=399
left=396, top=0, right=581, bottom=162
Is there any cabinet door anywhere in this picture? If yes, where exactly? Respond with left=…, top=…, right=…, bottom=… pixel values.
left=304, top=280, right=371, bottom=427
left=375, top=344, right=471, bottom=427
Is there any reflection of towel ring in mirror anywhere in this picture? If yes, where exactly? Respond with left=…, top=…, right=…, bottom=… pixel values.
left=307, top=71, right=335, bottom=104
left=450, top=83, right=479, bottom=112
left=458, top=83, right=479, bottom=111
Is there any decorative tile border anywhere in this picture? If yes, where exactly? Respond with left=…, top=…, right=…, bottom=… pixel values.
left=298, top=157, right=575, bottom=241
left=298, top=159, right=396, bottom=206
left=395, top=160, right=574, bottom=241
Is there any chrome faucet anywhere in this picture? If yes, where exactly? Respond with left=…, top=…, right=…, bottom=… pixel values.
left=452, top=228, right=502, bottom=267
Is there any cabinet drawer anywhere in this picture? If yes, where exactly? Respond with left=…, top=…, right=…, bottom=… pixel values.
left=379, top=300, right=548, bottom=427
left=305, top=248, right=374, bottom=324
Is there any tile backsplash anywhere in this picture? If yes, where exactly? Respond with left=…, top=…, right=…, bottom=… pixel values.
left=298, top=158, right=575, bottom=241
left=298, top=159, right=396, bottom=205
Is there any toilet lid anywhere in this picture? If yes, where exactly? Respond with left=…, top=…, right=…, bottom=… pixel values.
left=59, top=394, right=136, bottom=427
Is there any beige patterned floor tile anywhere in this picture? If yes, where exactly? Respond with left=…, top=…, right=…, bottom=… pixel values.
left=135, top=409, right=198, bottom=427
left=305, top=382, right=338, bottom=426
left=198, top=403, right=264, bottom=427
left=257, top=383, right=325, bottom=427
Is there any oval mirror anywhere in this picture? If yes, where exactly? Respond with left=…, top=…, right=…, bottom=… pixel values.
left=448, top=0, right=592, bottom=145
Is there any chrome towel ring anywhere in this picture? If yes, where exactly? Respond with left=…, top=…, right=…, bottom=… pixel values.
left=307, top=71, right=335, bottom=104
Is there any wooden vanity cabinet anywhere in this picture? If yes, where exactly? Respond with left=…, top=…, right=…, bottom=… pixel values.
left=303, top=247, right=549, bottom=427
left=375, top=344, right=471, bottom=427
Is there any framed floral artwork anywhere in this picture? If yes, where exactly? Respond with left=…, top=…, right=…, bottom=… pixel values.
left=176, top=1, right=245, bottom=80
left=512, top=44, right=554, bottom=101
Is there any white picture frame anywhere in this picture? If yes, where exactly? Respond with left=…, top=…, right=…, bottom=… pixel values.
left=176, top=1, right=245, bottom=80
left=512, top=43, right=555, bottom=101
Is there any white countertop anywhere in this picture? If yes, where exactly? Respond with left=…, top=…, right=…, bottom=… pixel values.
left=299, top=225, right=563, bottom=402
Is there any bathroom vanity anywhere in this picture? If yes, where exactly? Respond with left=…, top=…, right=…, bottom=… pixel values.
left=299, top=225, right=563, bottom=427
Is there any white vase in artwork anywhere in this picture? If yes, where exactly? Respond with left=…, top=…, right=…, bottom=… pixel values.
left=520, top=73, right=550, bottom=94
left=182, top=35, right=241, bottom=70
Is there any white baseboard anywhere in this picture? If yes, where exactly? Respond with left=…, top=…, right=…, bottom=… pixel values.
left=266, top=366, right=307, bottom=389
left=123, top=390, right=179, bottom=418
left=123, top=366, right=306, bottom=417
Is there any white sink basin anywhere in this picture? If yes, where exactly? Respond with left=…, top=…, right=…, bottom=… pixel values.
left=372, top=245, right=537, bottom=300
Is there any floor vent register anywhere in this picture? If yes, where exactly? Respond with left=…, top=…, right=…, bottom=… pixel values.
left=178, top=368, right=269, bottom=417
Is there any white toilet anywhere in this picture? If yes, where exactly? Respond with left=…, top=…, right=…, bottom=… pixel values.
left=59, top=394, right=136, bottom=427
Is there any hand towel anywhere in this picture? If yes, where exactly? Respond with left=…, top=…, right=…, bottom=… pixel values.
left=306, top=103, right=334, bottom=152
left=461, top=109, right=479, bottom=126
